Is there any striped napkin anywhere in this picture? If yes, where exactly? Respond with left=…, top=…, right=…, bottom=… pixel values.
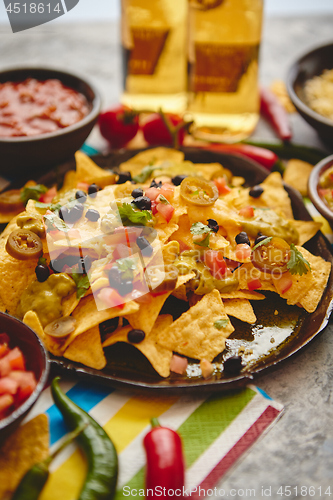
left=25, top=378, right=283, bottom=500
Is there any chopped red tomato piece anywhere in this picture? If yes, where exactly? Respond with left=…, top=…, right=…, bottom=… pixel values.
left=159, top=183, right=174, bottom=201
left=145, top=187, right=160, bottom=201
left=39, top=186, right=57, bottom=203
left=16, top=371, right=37, bottom=404
left=5, top=347, right=26, bottom=371
left=156, top=202, right=174, bottom=222
left=0, top=394, right=14, bottom=415
left=170, top=354, right=188, bottom=375
left=150, top=200, right=159, bottom=215
left=0, top=357, right=11, bottom=377
left=239, top=206, right=254, bottom=218
left=274, top=272, right=293, bottom=295
left=0, top=344, right=9, bottom=359
left=98, top=287, right=125, bottom=309
left=204, top=250, right=231, bottom=279
left=213, top=177, right=232, bottom=195
left=77, top=182, right=89, bottom=191
left=0, top=377, right=19, bottom=395
left=248, top=278, right=262, bottom=291
left=235, top=243, right=252, bottom=261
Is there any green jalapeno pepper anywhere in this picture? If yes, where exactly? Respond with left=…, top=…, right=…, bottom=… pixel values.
left=51, top=376, right=118, bottom=500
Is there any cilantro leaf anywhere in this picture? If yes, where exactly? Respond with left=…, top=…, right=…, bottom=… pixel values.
left=132, top=163, right=161, bottom=184
left=20, top=184, right=48, bottom=204
left=158, top=194, right=170, bottom=205
left=194, top=233, right=211, bottom=248
left=214, top=318, right=229, bottom=330
left=38, top=255, right=47, bottom=266
left=116, top=257, right=136, bottom=281
left=35, top=201, right=62, bottom=212
left=287, top=244, right=311, bottom=276
left=118, top=203, right=152, bottom=226
left=70, top=273, right=90, bottom=299
left=252, top=236, right=272, bottom=251
left=44, top=213, right=69, bottom=232
left=190, top=222, right=212, bottom=236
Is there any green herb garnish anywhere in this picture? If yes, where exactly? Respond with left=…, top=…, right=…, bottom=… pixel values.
left=70, top=273, right=90, bottom=299
left=118, top=203, right=152, bottom=226
left=38, top=255, right=47, bottom=266
left=20, top=184, right=48, bottom=204
left=44, top=213, right=69, bottom=232
left=190, top=222, right=212, bottom=235
left=158, top=194, right=170, bottom=205
left=35, top=201, right=62, bottom=212
left=194, top=233, right=211, bottom=248
left=252, top=236, right=272, bottom=251
left=116, top=257, right=136, bottom=281
left=287, top=243, right=311, bottom=276
left=214, top=318, right=229, bottom=330
left=132, top=162, right=160, bottom=184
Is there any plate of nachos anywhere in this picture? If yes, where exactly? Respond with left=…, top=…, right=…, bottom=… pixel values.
left=0, top=147, right=332, bottom=391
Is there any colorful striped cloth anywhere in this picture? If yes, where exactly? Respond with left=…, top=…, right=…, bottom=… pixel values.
left=24, top=379, right=283, bottom=499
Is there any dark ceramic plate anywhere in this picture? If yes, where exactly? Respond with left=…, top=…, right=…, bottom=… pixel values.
left=9, top=148, right=333, bottom=393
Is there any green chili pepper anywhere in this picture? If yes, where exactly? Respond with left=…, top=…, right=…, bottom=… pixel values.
left=12, top=423, right=87, bottom=500
left=51, top=376, right=118, bottom=500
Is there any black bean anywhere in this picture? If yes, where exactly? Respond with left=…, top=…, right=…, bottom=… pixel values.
left=118, top=280, right=133, bottom=296
left=85, top=208, right=100, bottom=222
left=99, top=318, right=119, bottom=338
left=67, top=204, right=84, bottom=223
left=127, top=329, right=145, bottom=344
left=75, top=190, right=87, bottom=203
left=150, top=179, right=162, bottom=188
left=35, top=264, right=50, bottom=282
left=132, top=196, right=152, bottom=211
left=207, top=218, right=219, bottom=233
left=249, top=185, right=264, bottom=198
left=171, top=175, right=187, bottom=186
left=88, top=183, right=100, bottom=197
left=116, top=171, right=132, bottom=184
left=223, top=356, right=243, bottom=375
left=59, top=206, right=69, bottom=221
left=131, top=188, right=144, bottom=199
left=136, top=236, right=153, bottom=256
left=254, top=234, right=269, bottom=246
left=235, top=231, right=250, bottom=246
left=108, top=266, right=122, bottom=286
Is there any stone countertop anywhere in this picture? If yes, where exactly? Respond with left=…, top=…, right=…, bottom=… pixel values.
left=1, top=14, right=333, bottom=500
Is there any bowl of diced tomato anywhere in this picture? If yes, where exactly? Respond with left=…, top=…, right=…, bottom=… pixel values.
left=0, top=312, right=49, bottom=444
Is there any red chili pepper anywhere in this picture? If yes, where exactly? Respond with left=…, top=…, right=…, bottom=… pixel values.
left=260, top=86, right=292, bottom=142
left=144, top=417, right=185, bottom=499
left=197, top=143, right=279, bottom=170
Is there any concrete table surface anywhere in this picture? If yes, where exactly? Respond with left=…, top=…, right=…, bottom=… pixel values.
left=1, top=14, right=333, bottom=500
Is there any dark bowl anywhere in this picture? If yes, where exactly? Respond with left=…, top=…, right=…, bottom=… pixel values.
left=308, top=154, right=333, bottom=229
left=286, top=41, right=333, bottom=144
left=0, top=66, right=101, bottom=177
left=0, top=312, right=49, bottom=445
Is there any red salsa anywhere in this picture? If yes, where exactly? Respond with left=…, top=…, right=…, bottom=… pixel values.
left=0, top=333, right=37, bottom=420
left=0, top=78, right=91, bottom=137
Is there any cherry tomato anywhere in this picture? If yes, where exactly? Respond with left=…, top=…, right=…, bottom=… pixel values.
left=98, top=105, right=139, bottom=149
left=142, top=113, right=185, bottom=146
left=251, top=237, right=291, bottom=274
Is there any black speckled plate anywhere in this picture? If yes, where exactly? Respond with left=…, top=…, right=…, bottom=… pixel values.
left=11, top=148, right=333, bottom=393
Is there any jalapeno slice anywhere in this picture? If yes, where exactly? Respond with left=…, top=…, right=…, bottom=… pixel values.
left=251, top=236, right=291, bottom=274
left=180, top=177, right=218, bottom=206
left=6, top=229, right=43, bottom=260
left=0, top=189, right=25, bottom=213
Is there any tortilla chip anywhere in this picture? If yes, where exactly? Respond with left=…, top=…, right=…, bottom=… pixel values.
left=296, top=248, right=331, bottom=313
left=157, top=289, right=234, bottom=362
left=62, top=292, right=80, bottom=316
left=0, top=210, right=23, bottom=224
left=162, top=240, right=180, bottom=265
left=156, top=223, right=179, bottom=243
left=233, top=263, right=276, bottom=292
left=58, top=170, right=78, bottom=194
left=75, top=151, right=116, bottom=187
left=64, top=326, right=106, bottom=370
left=283, top=159, right=313, bottom=197
left=261, top=172, right=294, bottom=219
left=224, top=298, right=256, bottom=323
left=0, top=246, right=39, bottom=315
left=23, top=310, right=46, bottom=343
left=220, top=290, right=265, bottom=300
left=0, top=414, right=49, bottom=499
left=103, top=315, right=173, bottom=377
left=119, top=148, right=185, bottom=177
left=172, top=284, right=188, bottom=301
left=291, top=220, right=322, bottom=246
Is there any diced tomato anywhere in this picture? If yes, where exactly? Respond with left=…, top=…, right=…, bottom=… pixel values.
left=274, top=272, right=293, bottom=295
left=213, top=177, right=232, bottom=195
left=5, top=347, right=26, bottom=371
left=0, top=344, right=9, bottom=359
left=0, top=394, right=14, bottom=414
left=247, top=278, right=262, bottom=291
left=200, top=359, right=214, bottom=379
left=239, top=206, right=254, bottom=218
left=156, top=202, right=175, bottom=222
left=113, top=243, right=131, bottom=260
left=150, top=200, right=158, bottom=215
left=170, top=354, right=188, bottom=375
left=77, top=182, right=89, bottom=191
left=145, top=187, right=160, bottom=201
left=318, top=188, right=330, bottom=198
left=0, top=333, right=10, bottom=345
left=98, top=287, right=125, bottom=309
left=0, top=377, right=19, bottom=395
left=0, top=357, right=11, bottom=377
left=235, top=243, right=252, bottom=261
left=159, top=183, right=174, bottom=201
left=39, top=186, right=57, bottom=203
left=204, top=250, right=231, bottom=279
left=16, top=372, right=37, bottom=404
